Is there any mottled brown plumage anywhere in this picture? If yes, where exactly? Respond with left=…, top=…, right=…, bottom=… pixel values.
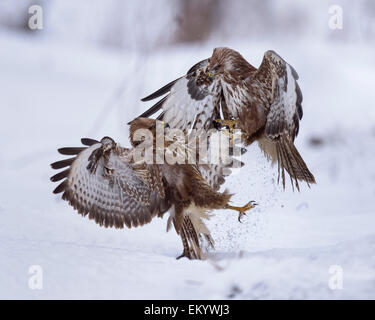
left=140, top=47, right=316, bottom=190
left=51, top=118, right=253, bottom=259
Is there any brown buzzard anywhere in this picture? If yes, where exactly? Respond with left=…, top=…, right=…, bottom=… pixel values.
left=50, top=118, right=255, bottom=259
left=139, top=47, right=316, bottom=190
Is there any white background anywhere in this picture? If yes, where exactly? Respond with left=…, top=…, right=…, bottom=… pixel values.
left=0, top=0, right=374, bottom=299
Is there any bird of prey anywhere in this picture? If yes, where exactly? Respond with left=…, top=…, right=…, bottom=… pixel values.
left=139, top=47, right=316, bottom=190
left=50, top=118, right=256, bottom=260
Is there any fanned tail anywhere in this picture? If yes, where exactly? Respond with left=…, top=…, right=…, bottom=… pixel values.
left=275, top=136, right=316, bottom=191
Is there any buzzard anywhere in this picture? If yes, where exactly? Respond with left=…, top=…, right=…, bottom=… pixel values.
left=50, top=118, right=256, bottom=260
left=139, top=47, right=316, bottom=190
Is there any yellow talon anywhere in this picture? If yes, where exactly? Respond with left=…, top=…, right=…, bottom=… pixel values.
left=215, top=119, right=238, bottom=132
left=226, top=200, right=258, bottom=222
left=215, top=119, right=239, bottom=144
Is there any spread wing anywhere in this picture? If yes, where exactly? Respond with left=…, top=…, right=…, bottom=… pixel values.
left=50, top=137, right=169, bottom=229
left=257, top=50, right=303, bottom=141
left=255, top=50, right=315, bottom=190
left=139, top=59, right=223, bottom=133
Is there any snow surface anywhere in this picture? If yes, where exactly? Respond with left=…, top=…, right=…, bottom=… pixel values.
left=1, top=31, right=375, bottom=299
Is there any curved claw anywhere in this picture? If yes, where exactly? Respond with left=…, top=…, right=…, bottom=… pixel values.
left=238, top=201, right=259, bottom=223
left=176, top=250, right=190, bottom=260
left=226, top=200, right=259, bottom=223
left=238, top=212, right=246, bottom=223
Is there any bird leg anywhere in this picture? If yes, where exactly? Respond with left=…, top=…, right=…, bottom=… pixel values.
left=225, top=201, right=258, bottom=222
left=214, top=119, right=241, bottom=145
left=215, top=119, right=238, bottom=132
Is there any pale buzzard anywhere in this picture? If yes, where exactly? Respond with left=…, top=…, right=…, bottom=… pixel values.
left=50, top=118, right=255, bottom=259
left=139, top=48, right=316, bottom=190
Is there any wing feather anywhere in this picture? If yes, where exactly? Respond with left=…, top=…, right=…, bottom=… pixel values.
left=138, top=95, right=168, bottom=118
left=258, top=50, right=303, bottom=141
left=51, top=137, right=169, bottom=229
left=50, top=157, right=75, bottom=170
left=81, top=138, right=99, bottom=146
left=139, top=58, right=223, bottom=133
left=256, top=50, right=315, bottom=188
left=141, top=78, right=181, bottom=102
left=58, top=147, right=86, bottom=156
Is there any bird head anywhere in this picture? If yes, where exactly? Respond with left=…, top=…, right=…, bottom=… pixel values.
left=209, top=47, right=254, bottom=81
left=100, top=136, right=116, bottom=153
left=207, top=65, right=221, bottom=80
left=208, top=47, right=235, bottom=78
left=128, top=118, right=169, bottom=147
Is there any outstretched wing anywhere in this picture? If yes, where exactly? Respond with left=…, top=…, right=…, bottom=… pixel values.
left=257, top=50, right=303, bottom=141
left=256, top=50, right=315, bottom=190
left=140, top=59, right=223, bottom=133
left=50, top=137, right=169, bottom=229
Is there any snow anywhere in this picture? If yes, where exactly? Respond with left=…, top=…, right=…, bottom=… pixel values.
left=1, top=29, right=375, bottom=299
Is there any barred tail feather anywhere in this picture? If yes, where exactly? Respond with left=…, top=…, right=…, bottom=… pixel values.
left=180, top=205, right=214, bottom=260
left=276, top=136, right=316, bottom=191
